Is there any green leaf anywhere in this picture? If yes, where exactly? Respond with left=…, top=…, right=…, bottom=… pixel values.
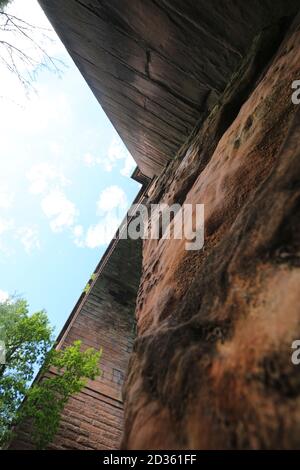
left=20, top=340, right=101, bottom=449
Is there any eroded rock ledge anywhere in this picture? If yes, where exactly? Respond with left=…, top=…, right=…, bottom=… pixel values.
left=122, top=12, right=300, bottom=449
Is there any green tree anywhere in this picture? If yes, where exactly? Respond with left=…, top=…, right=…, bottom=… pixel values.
left=0, top=1, right=12, bottom=9
left=0, top=298, right=53, bottom=445
left=0, top=297, right=101, bottom=449
left=20, top=341, right=101, bottom=449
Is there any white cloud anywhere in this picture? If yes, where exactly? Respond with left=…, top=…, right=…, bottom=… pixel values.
left=72, top=224, right=84, bottom=247
left=85, top=213, right=121, bottom=248
left=50, top=142, right=64, bottom=157
left=41, top=189, right=78, bottom=232
left=73, top=186, right=127, bottom=249
left=0, top=217, right=14, bottom=235
left=17, top=227, right=40, bottom=253
left=27, top=162, right=69, bottom=195
left=106, top=138, right=135, bottom=175
left=0, top=217, right=14, bottom=255
left=82, top=137, right=135, bottom=177
left=120, top=152, right=136, bottom=177
left=0, top=189, right=14, bottom=210
left=105, top=138, right=125, bottom=171
left=0, top=81, right=72, bottom=140
left=82, top=153, right=97, bottom=167
left=0, top=290, right=9, bottom=303
left=97, top=185, right=127, bottom=214
left=73, top=225, right=83, bottom=238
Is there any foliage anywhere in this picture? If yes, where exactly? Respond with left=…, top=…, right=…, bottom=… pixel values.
left=0, top=1, right=12, bottom=10
left=83, top=273, right=97, bottom=294
left=0, top=298, right=53, bottom=445
left=0, top=298, right=101, bottom=449
left=20, top=341, right=101, bottom=449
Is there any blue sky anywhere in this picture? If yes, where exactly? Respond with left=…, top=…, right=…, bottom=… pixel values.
left=0, top=0, right=140, bottom=335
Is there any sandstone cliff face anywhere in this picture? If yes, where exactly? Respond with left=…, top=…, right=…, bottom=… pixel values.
left=123, top=14, right=300, bottom=449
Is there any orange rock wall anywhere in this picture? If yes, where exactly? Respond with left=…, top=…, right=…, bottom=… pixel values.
left=123, top=14, right=300, bottom=449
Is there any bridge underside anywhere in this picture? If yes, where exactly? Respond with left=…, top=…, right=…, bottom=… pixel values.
left=39, top=0, right=298, bottom=177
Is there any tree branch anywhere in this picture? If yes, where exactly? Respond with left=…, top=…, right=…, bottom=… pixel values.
left=0, top=10, right=65, bottom=92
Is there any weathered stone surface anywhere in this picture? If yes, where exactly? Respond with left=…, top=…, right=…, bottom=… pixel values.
left=38, top=0, right=300, bottom=177
left=122, top=15, right=300, bottom=449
